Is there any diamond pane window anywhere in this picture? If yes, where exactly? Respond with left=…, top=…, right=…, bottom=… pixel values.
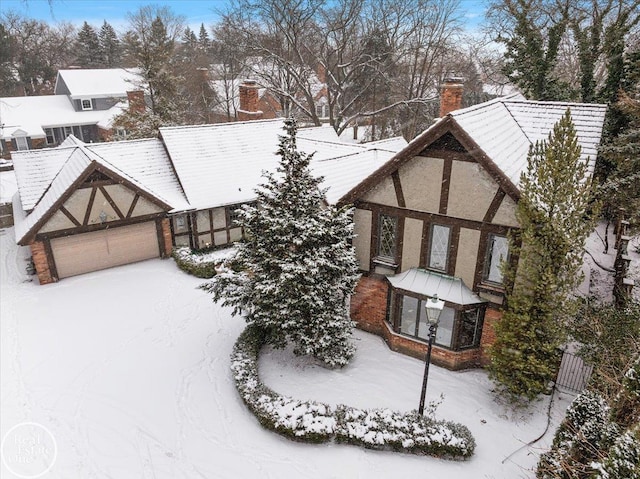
left=428, top=224, right=450, bottom=271
left=378, top=214, right=397, bottom=261
left=484, top=234, right=509, bottom=284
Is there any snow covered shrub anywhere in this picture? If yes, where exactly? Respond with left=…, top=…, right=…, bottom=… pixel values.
left=172, top=247, right=218, bottom=278
left=334, top=405, right=475, bottom=459
left=230, top=325, right=335, bottom=443
left=202, top=119, right=360, bottom=368
left=537, top=391, right=619, bottom=478
left=231, top=324, right=475, bottom=459
left=592, top=426, right=640, bottom=479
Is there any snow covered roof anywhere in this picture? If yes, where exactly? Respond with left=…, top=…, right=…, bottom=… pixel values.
left=387, top=268, right=486, bottom=306
left=12, top=136, right=189, bottom=213
left=55, top=68, right=144, bottom=98
left=449, top=96, right=607, bottom=187
left=0, top=170, right=17, bottom=204
left=159, top=119, right=367, bottom=210
left=0, top=95, right=123, bottom=140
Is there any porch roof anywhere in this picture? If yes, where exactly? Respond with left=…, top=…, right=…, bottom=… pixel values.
left=387, top=268, right=486, bottom=306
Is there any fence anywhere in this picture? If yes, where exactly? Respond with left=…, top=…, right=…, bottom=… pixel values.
left=556, top=350, right=593, bottom=393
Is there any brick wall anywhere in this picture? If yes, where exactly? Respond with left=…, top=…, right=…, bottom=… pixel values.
left=238, top=80, right=264, bottom=121
left=126, top=90, right=145, bottom=114
left=350, top=275, right=389, bottom=336
left=439, top=79, right=464, bottom=117
left=479, top=307, right=503, bottom=366
left=30, top=240, right=55, bottom=284
left=161, top=218, right=172, bottom=257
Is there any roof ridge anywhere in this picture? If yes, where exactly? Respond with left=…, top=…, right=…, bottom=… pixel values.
left=500, top=101, right=534, bottom=145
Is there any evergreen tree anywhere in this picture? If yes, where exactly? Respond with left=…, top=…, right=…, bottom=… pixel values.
left=201, top=119, right=360, bottom=368
left=98, top=21, right=121, bottom=67
left=75, top=22, right=100, bottom=67
left=198, top=23, right=210, bottom=52
left=490, top=110, right=598, bottom=401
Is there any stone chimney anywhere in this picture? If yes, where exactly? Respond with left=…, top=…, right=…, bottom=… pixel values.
left=126, top=90, right=145, bottom=114
left=439, top=77, right=464, bottom=117
left=238, top=80, right=263, bottom=121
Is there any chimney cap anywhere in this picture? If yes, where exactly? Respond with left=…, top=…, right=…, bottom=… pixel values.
left=442, top=76, right=465, bottom=85
left=241, top=79, right=258, bottom=86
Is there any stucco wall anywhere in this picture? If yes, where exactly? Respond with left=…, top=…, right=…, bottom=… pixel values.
left=362, top=177, right=397, bottom=207
left=401, top=217, right=423, bottom=271
left=353, top=208, right=372, bottom=271
left=454, top=228, right=481, bottom=287
left=493, top=195, right=519, bottom=227
left=447, top=161, right=498, bottom=221
left=103, top=184, right=136, bottom=214
left=398, top=156, right=443, bottom=213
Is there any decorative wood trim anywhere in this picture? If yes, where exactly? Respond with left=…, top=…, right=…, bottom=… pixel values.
left=169, top=212, right=176, bottom=247
left=473, top=231, right=489, bottom=291
left=35, top=213, right=165, bottom=241
left=369, top=209, right=380, bottom=271
left=338, top=116, right=520, bottom=206
left=188, top=213, right=197, bottom=249
left=483, top=189, right=506, bottom=223
left=448, top=225, right=461, bottom=276
left=126, top=194, right=139, bottom=219
left=439, top=158, right=452, bottom=215
left=355, top=200, right=512, bottom=236
left=391, top=171, right=406, bottom=208
left=78, top=179, right=116, bottom=189
left=420, top=149, right=473, bottom=162
left=155, top=218, right=165, bottom=258
left=59, top=205, right=81, bottom=227
left=93, top=164, right=172, bottom=211
left=419, top=220, right=429, bottom=268
left=396, top=216, right=405, bottom=269
left=43, top=238, right=59, bottom=282
left=83, top=186, right=97, bottom=226
left=99, top=186, right=124, bottom=220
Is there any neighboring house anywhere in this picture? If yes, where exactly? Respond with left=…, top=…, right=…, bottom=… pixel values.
left=0, top=68, right=143, bottom=157
left=342, top=80, right=607, bottom=369
left=11, top=118, right=404, bottom=284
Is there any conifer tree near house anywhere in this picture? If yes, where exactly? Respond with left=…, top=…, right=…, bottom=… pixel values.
left=201, top=119, right=360, bottom=368
left=75, top=22, right=101, bottom=68
left=490, top=109, right=598, bottom=401
left=98, top=21, right=121, bottom=68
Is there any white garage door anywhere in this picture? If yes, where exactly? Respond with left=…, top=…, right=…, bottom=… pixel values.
left=51, top=222, right=160, bottom=279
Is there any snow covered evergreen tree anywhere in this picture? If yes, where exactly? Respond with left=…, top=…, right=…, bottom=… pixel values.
left=490, top=109, right=598, bottom=401
left=201, top=119, right=360, bottom=368
left=98, top=21, right=121, bottom=67
left=75, top=22, right=101, bottom=67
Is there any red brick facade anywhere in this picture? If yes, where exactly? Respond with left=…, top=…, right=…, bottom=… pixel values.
left=30, top=240, right=55, bottom=285
left=350, top=275, right=504, bottom=370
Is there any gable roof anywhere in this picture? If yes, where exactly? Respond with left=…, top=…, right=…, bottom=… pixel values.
left=159, top=119, right=368, bottom=210
left=12, top=136, right=189, bottom=214
left=55, top=68, right=144, bottom=98
left=340, top=96, right=607, bottom=205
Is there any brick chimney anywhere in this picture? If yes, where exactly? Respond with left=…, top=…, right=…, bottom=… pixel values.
left=439, top=77, right=464, bottom=117
left=238, top=80, right=263, bottom=121
left=126, top=90, right=145, bottom=114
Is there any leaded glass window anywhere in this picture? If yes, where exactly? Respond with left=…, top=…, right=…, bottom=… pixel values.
left=428, top=224, right=451, bottom=271
left=484, top=234, right=509, bottom=284
left=378, top=214, right=397, bottom=261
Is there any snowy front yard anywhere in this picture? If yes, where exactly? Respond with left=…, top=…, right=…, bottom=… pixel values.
left=1, top=228, right=573, bottom=478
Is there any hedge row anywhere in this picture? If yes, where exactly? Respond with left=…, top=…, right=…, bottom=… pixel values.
left=172, top=247, right=220, bottom=278
left=231, top=325, right=476, bottom=459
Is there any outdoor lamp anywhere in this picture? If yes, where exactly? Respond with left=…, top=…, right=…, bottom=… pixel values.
left=418, top=295, right=445, bottom=415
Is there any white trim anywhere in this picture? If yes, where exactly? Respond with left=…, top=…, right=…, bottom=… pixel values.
left=80, top=98, right=93, bottom=111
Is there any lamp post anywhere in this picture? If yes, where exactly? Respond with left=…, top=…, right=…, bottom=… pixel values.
left=418, top=295, right=445, bottom=415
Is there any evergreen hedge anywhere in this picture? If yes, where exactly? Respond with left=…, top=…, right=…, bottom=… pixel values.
left=231, top=325, right=476, bottom=459
left=172, top=247, right=219, bottom=278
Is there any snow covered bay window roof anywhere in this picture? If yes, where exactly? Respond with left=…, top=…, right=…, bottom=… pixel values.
left=387, top=268, right=485, bottom=306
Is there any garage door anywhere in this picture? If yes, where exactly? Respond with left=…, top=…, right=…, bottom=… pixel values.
left=51, top=222, right=160, bottom=279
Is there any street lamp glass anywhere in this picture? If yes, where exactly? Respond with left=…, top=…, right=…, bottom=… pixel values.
left=425, top=295, right=445, bottom=325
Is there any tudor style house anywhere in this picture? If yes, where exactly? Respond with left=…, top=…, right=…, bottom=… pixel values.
left=11, top=120, right=403, bottom=282
left=343, top=82, right=607, bottom=369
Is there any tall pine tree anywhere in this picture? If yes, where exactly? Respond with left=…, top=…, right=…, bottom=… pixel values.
left=75, top=22, right=101, bottom=67
left=202, top=119, right=360, bottom=368
left=490, top=110, right=598, bottom=401
left=98, top=21, right=121, bottom=67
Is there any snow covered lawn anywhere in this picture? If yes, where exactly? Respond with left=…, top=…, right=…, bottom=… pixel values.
left=1, top=228, right=573, bottom=478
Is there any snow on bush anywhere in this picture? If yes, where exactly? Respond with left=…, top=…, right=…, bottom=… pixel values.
left=231, top=325, right=475, bottom=459
left=172, top=247, right=232, bottom=278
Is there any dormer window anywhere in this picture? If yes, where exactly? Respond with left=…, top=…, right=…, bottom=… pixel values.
left=81, top=99, right=93, bottom=111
